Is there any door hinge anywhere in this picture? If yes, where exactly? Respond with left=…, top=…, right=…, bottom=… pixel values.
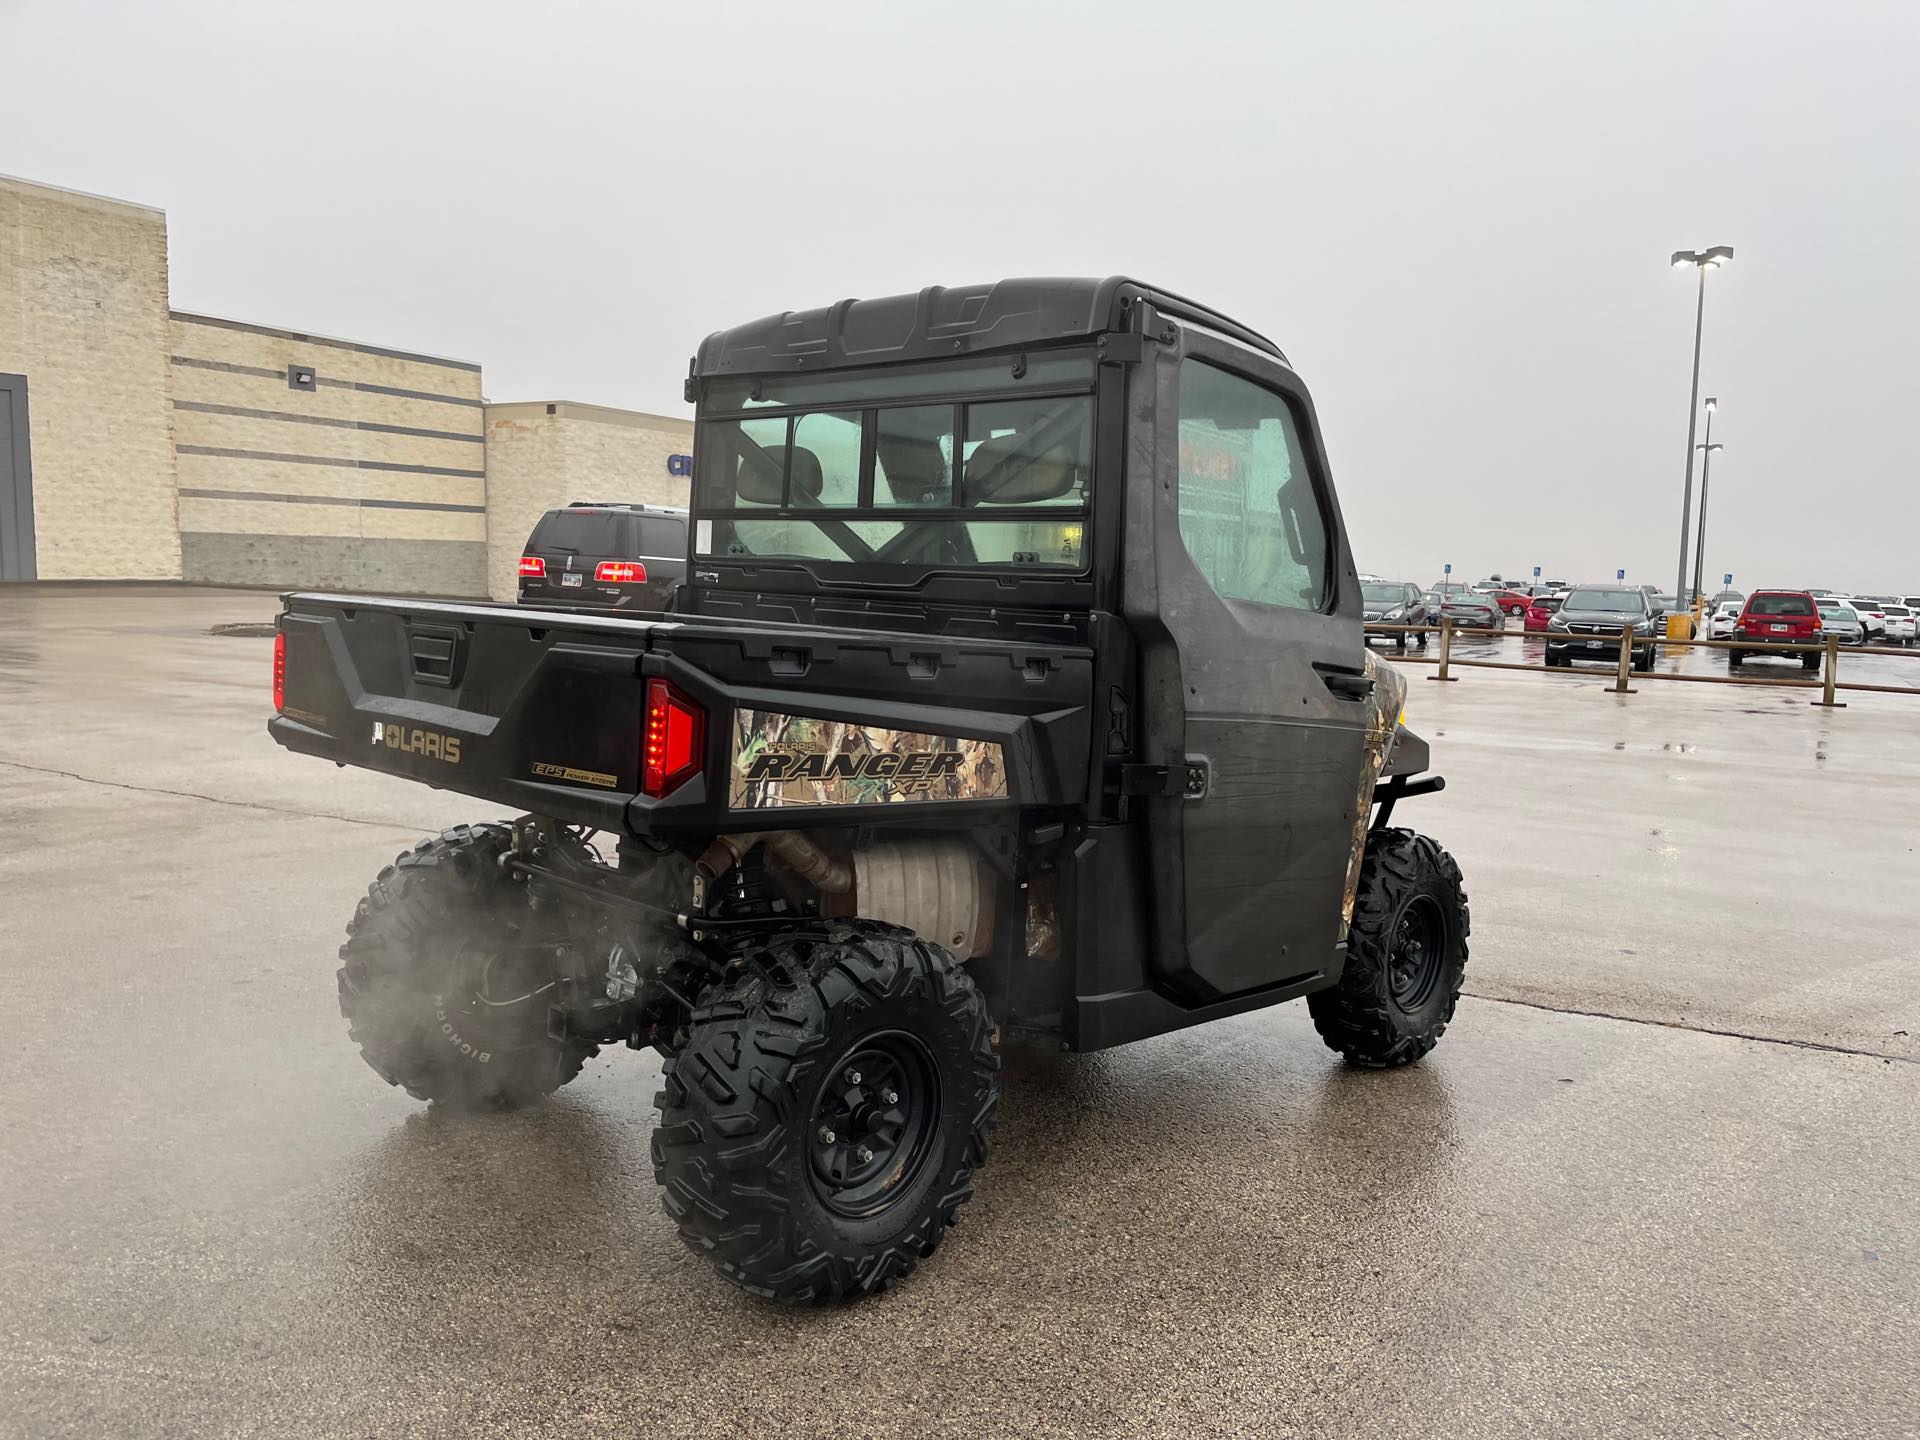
left=1117, top=763, right=1170, bottom=796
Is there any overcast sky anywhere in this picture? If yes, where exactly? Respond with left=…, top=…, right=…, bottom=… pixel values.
left=5, top=0, right=1916, bottom=590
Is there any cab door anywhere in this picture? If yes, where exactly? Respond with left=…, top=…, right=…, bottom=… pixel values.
left=1124, top=330, right=1369, bottom=1002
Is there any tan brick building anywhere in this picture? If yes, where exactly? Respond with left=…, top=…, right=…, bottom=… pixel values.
left=0, top=173, right=692, bottom=597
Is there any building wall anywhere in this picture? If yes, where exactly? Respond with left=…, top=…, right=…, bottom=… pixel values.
left=0, top=175, right=180, bottom=579
left=483, top=401, right=692, bottom=600
left=170, top=312, right=487, bottom=595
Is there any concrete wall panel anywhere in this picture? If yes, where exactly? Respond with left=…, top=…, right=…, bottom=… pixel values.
left=0, top=176, right=180, bottom=579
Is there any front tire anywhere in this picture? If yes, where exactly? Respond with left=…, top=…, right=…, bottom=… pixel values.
left=652, top=922, right=1000, bottom=1303
left=1310, top=829, right=1469, bottom=1068
left=337, top=824, right=597, bottom=1110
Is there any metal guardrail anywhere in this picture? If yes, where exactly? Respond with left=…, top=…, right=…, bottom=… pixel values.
left=1364, top=619, right=1920, bottom=708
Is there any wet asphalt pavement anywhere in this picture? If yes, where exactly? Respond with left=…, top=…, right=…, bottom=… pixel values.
left=2, top=586, right=1916, bottom=1439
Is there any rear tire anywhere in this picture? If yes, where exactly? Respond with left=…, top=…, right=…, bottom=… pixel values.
left=1728, top=650, right=1743, bottom=668
left=1802, top=651, right=1822, bottom=671
left=337, top=824, right=597, bottom=1110
left=652, top=921, right=1000, bottom=1303
left=1310, top=829, right=1469, bottom=1069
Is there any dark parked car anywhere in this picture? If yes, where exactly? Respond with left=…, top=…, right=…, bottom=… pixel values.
left=1361, top=580, right=1431, bottom=649
left=1437, top=591, right=1501, bottom=631
left=1545, top=586, right=1657, bottom=671
left=517, top=503, right=688, bottom=612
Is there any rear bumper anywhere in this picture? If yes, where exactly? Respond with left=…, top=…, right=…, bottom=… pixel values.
left=1732, top=631, right=1819, bottom=648
left=518, top=582, right=644, bottom=610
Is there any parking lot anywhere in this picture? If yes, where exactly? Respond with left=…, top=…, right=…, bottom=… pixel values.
left=4, top=585, right=1917, bottom=1439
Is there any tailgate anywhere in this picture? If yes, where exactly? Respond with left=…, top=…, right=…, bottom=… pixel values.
left=270, top=593, right=1097, bottom=835
left=270, top=592, right=659, bottom=829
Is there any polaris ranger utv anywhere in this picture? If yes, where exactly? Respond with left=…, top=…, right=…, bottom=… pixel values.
left=269, top=277, right=1467, bottom=1302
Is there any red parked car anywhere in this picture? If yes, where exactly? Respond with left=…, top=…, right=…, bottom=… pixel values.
left=1728, top=590, right=1822, bottom=670
left=1524, top=595, right=1563, bottom=632
left=1490, top=588, right=1536, bottom=617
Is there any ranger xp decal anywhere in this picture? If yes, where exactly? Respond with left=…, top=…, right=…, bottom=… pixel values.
left=730, top=709, right=1006, bottom=809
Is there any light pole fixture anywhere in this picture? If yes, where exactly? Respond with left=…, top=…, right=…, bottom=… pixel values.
left=1689, top=397, right=1724, bottom=608
left=1670, top=246, right=1733, bottom=623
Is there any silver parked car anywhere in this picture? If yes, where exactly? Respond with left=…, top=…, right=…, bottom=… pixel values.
left=1816, top=601, right=1865, bottom=646
left=1435, top=590, right=1502, bottom=631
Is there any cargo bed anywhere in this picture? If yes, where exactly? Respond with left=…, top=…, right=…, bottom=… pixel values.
left=269, top=592, right=1096, bottom=835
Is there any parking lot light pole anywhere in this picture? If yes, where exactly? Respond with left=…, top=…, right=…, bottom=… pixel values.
left=1690, top=398, right=1723, bottom=612
left=1670, top=246, right=1733, bottom=631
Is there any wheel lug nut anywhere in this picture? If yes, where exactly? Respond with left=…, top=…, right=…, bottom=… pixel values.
left=881, top=1088, right=898, bottom=1105
left=818, top=1126, right=835, bottom=1144
left=844, top=1068, right=861, bottom=1085
left=857, top=1146, right=874, bottom=1164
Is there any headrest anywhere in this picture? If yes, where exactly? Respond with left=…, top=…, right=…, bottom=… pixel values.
left=789, top=446, right=823, bottom=501
left=732, top=443, right=823, bottom=505
left=964, top=433, right=1082, bottom=505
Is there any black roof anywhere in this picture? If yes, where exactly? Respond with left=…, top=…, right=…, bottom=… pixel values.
left=562, top=502, right=689, bottom=516
left=691, top=277, right=1286, bottom=381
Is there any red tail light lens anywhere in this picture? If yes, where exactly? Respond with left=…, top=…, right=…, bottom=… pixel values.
left=595, top=560, right=648, bottom=584
left=272, top=630, right=286, bottom=714
left=518, top=555, right=545, bottom=578
left=642, top=678, right=705, bottom=797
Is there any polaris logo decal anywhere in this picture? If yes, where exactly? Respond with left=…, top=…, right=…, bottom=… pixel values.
left=371, top=720, right=462, bottom=764
left=730, top=709, right=1006, bottom=809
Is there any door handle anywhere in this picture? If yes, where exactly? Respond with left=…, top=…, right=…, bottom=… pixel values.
left=1316, top=667, right=1374, bottom=701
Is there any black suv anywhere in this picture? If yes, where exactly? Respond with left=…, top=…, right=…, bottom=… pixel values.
left=1545, top=585, right=1657, bottom=671
left=517, top=503, right=688, bottom=612
left=1361, top=580, right=1431, bottom=649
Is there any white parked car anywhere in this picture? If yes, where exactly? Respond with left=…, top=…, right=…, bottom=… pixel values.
left=1706, top=601, right=1742, bottom=639
left=1880, top=603, right=1916, bottom=645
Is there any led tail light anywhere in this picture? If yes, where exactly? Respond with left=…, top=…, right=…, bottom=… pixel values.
left=642, top=678, right=705, bottom=798
left=272, top=630, right=286, bottom=714
left=595, top=560, right=648, bottom=584
left=518, top=555, right=545, bottom=578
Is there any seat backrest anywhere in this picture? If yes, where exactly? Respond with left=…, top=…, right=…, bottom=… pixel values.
left=964, top=433, right=1081, bottom=505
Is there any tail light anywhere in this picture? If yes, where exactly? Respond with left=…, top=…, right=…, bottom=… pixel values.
left=642, top=678, right=705, bottom=797
left=595, top=560, right=648, bottom=584
left=272, top=630, right=286, bottom=714
left=518, top=555, right=545, bottom=578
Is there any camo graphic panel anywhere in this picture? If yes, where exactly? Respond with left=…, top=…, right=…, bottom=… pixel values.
left=1340, top=650, right=1409, bottom=936
left=729, top=709, right=1008, bottom=809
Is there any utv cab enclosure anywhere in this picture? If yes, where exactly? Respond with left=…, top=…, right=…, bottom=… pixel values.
left=269, top=277, right=1467, bottom=1302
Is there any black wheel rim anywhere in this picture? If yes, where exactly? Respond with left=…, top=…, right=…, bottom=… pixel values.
left=1387, top=895, right=1447, bottom=1011
left=808, top=1031, right=942, bottom=1219
left=437, top=934, right=555, bottom=1057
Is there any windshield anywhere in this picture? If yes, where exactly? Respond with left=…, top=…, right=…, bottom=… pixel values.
left=693, top=354, right=1096, bottom=575
left=1819, top=605, right=1856, bottom=619
left=1564, top=588, right=1646, bottom=610
left=1362, top=583, right=1406, bottom=604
